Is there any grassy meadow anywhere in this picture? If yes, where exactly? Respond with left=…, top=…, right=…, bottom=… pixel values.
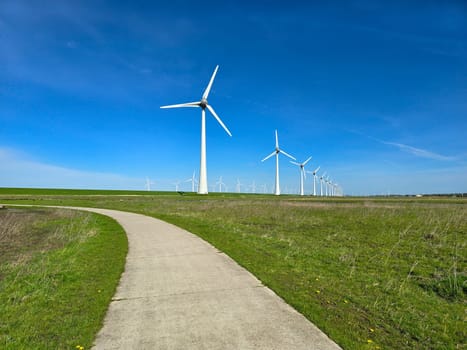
left=0, top=189, right=465, bottom=349
left=0, top=206, right=127, bottom=349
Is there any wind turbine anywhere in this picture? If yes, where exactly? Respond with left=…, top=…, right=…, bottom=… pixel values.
left=160, top=65, right=232, bottom=194
left=290, top=156, right=312, bottom=196
left=145, top=177, right=154, bottom=191
left=185, top=170, right=197, bottom=192
left=262, top=130, right=296, bottom=195
left=236, top=178, right=243, bottom=193
left=216, top=176, right=226, bottom=192
left=173, top=180, right=181, bottom=192
left=250, top=180, right=256, bottom=193
left=307, top=166, right=320, bottom=196
left=320, top=171, right=326, bottom=196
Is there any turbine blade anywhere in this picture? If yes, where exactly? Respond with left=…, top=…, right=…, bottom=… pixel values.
left=160, top=101, right=200, bottom=109
left=275, top=130, right=279, bottom=148
left=314, top=166, right=320, bottom=173
left=303, top=169, right=307, bottom=179
left=280, top=149, right=296, bottom=160
left=303, top=156, right=312, bottom=165
left=262, top=151, right=276, bottom=162
left=206, top=104, right=232, bottom=136
left=290, top=161, right=300, bottom=166
left=202, top=65, right=219, bottom=99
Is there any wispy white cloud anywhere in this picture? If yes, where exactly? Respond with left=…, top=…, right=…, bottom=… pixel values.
left=0, top=147, right=144, bottom=190
left=382, top=141, right=457, bottom=161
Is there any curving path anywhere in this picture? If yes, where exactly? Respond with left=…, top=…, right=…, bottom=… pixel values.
left=10, top=206, right=342, bottom=349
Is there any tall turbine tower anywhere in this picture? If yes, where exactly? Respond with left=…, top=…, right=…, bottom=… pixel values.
left=262, top=130, right=296, bottom=195
left=290, top=156, right=312, bottom=196
left=160, top=65, right=232, bottom=194
left=320, top=171, right=326, bottom=196
left=307, top=166, right=320, bottom=196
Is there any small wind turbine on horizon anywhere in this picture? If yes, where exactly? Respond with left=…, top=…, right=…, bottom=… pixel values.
left=262, top=130, right=296, bottom=195
left=145, top=177, right=154, bottom=191
left=173, top=180, right=181, bottom=192
left=249, top=180, right=256, bottom=193
left=185, top=170, right=198, bottom=192
left=160, top=65, right=232, bottom=195
left=290, top=156, right=312, bottom=196
left=216, top=176, right=226, bottom=192
left=236, top=178, right=243, bottom=193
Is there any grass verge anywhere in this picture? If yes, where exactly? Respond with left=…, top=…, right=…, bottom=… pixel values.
left=0, top=192, right=465, bottom=349
left=0, top=207, right=127, bottom=349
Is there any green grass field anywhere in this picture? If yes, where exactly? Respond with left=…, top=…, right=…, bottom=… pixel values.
left=0, top=205, right=127, bottom=349
left=1, top=188, right=465, bottom=349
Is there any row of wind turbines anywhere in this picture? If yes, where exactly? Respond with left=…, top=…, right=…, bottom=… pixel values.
left=261, top=129, right=342, bottom=196
left=160, top=65, right=343, bottom=196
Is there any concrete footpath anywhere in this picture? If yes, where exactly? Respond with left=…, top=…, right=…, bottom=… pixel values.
left=13, top=206, right=343, bottom=349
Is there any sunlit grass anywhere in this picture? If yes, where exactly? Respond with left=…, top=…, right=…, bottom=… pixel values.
left=0, top=207, right=127, bottom=349
left=1, top=191, right=465, bottom=349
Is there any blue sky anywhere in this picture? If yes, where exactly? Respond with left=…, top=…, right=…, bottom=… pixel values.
left=1, top=0, right=466, bottom=195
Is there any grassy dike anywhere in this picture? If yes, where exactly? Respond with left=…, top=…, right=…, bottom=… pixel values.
left=1, top=190, right=465, bottom=349
left=0, top=207, right=127, bottom=349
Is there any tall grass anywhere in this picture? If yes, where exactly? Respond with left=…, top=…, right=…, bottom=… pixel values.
left=1, top=194, right=465, bottom=349
left=0, top=207, right=127, bottom=349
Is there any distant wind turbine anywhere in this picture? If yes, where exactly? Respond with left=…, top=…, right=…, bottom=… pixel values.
left=250, top=180, right=256, bottom=193
left=290, top=156, right=312, bottom=196
left=307, top=166, right=320, bottom=196
left=262, top=130, right=296, bottom=195
left=236, top=178, right=243, bottom=193
left=160, top=65, right=232, bottom=195
left=173, top=180, right=181, bottom=192
left=145, top=177, right=154, bottom=191
left=320, top=171, right=326, bottom=196
left=216, top=176, right=226, bottom=192
left=185, top=170, right=197, bottom=192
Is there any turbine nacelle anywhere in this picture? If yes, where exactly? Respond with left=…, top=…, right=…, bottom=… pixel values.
left=199, top=98, right=208, bottom=109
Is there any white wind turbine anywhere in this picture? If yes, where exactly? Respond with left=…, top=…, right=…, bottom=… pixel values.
left=290, top=156, right=312, bottom=196
left=262, top=130, right=296, bottom=195
left=236, top=178, right=243, bottom=193
left=173, top=180, right=181, bottom=192
left=216, top=176, right=226, bottom=192
left=250, top=180, right=256, bottom=193
left=160, top=65, right=232, bottom=195
left=145, top=177, right=154, bottom=191
left=320, top=171, right=326, bottom=196
left=185, top=170, right=197, bottom=192
left=307, top=166, right=320, bottom=196
left=325, top=176, right=330, bottom=196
